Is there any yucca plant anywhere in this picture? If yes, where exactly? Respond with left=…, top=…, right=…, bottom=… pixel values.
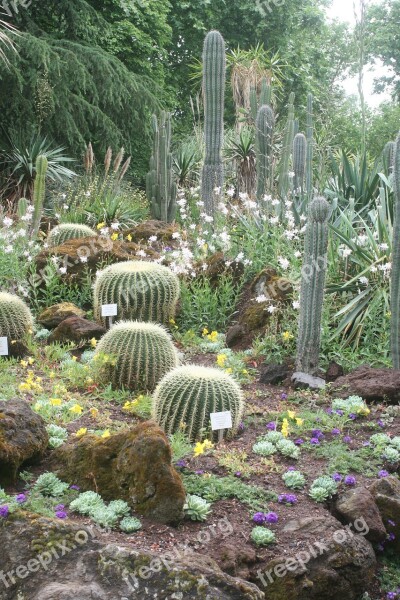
left=225, top=127, right=256, bottom=197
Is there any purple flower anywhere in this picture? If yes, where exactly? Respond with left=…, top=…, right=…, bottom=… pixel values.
left=388, top=519, right=396, bottom=527
left=281, top=393, right=288, bottom=400
left=294, top=438, right=304, bottom=445
left=55, top=511, right=68, bottom=519
left=344, top=475, right=356, bottom=486
left=266, top=421, right=277, bottom=430
left=234, top=471, right=242, bottom=478
left=175, top=459, right=187, bottom=468
left=326, top=408, right=333, bottom=415
left=15, top=493, right=27, bottom=504
left=252, top=512, right=267, bottom=524
left=265, top=512, right=279, bottom=523
left=348, top=413, right=357, bottom=420
left=164, top=246, right=172, bottom=252
left=377, top=419, right=385, bottom=428
left=55, top=504, right=65, bottom=511
left=238, top=422, right=245, bottom=431
left=335, top=409, right=344, bottom=416
left=331, top=428, right=341, bottom=436
left=310, top=437, right=320, bottom=445
left=195, top=470, right=204, bottom=475
left=311, top=429, right=324, bottom=439
left=362, top=441, right=371, bottom=447
left=287, top=466, right=296, bottom=471
left=278, top=493, right=297, bottom=505
left=377, top=542, right=385, bottom=552
left=332, top=473, right=343, bottom=482
left=0, top=505, right=9, bottom=518
left=387, top=593, right=397, bottom=600
left=70, top=485, right=80, bottom=491
left=343, top=435, right=352, bottom=443
left=388, top=532, right=396, bottom=541
left=379, top=470, right=390, bottom=478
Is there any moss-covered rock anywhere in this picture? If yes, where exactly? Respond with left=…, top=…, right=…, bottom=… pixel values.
left=38, top=303, right=85, bottom=328
left=369, top=476, right=400, bottom=550
left=52, top=421, right=185, bottom=524
left=0, top=399, right=48, bottom=486
left=47, top=316, right=106, bottom=345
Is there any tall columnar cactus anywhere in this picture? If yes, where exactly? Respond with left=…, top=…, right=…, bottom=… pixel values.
left=17, top=198, right=29, bottom=219
left=391, top=133, right=400, bottom=368
left=296, top=196, right=330, bottom=374
left=305, top=93, right=314, bottom=203
left=278, top=92, right=295, bottom=200
left=293, top=133, right=307, bottom=193
left=94, top=321, right=179, bottom=391
left=256, top=105, right=275, bottom=203
left=152, top=365, right=244, bottom=442
left=0, top=292, right=34, bottom=342
left=201, top=30, right=226, bottom=217
left=47, top=223, right=97, bottom=247
left=93, top=261, right=180, bottom=327
left=146, top=112, right=177, bottom=223
left=31, top=155, right=48, bottom=238
left=384, top=141, right=395, bottom=174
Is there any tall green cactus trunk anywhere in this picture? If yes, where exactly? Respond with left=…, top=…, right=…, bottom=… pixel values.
left=296, top=196, right=330, bottom=375
left=384, top=141, right=395, bottom=174
left=391, top=133, right=400, bottom=368
left=146, top=111, right=177, bottom=223
left=201, top=30, right=226, bottom=217
left=256, top=105, right=274, bottom=204
left=293, top=133, right=307, bottom=194
left=305, top=93, right=314, bottom=204
left=31, top=155, right=48, bottom=239
left=278, top=92, right=295, bottom=201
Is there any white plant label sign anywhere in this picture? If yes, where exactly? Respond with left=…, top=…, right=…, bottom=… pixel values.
left=210, top=411, right=232, bottom=431
left=0, top=337, right=9, bottom=356
left=101, top=304, right=118, bottom=317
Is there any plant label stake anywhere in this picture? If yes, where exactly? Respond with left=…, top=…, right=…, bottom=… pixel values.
left=101, top=304, right=118, bottom=328
left=0, top=337, right=9, bottom=356
left=210, top=411, right=232, bottom=443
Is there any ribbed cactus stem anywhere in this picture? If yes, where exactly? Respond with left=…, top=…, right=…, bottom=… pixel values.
left=47, top=224, right=97, bottom=247
left=391, top=133, right=400, bottom=368
left=296, top=196, right=330, bottom=375
left=201, top=30, right=226, bottom=217
left=293, top=133, right=307, bottom=193
left=278, top=93, right=295, bottom=200
left=31, top=155, right=48, bottom=238
left=152, top=365, right=244, bottom=442
left=384, top=141, right=395, bottom=174
left=17, top=198, right=29, bottom=219
left=146, top=112, right=177, bottom=223
left=256, top=105, right=275, bottom=204
left=94, top=321, right=179, bottom=391
left=0, top=292, right=33, bottom=342
left=306, top=93, right=314, bottom=203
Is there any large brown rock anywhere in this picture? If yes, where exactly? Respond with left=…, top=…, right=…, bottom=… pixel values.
left=0, top=399, right=48, bottom=485
left=47, top=316, right=106, bottom=345
left=333, top=487, right=387, bottom=542
left=369, top=476, right=400, bottom=550
left=35, top=236, right=159, bottom=280
left=125, top=219, right=179, bottom=245
left=331, top=366, right=400, bottom=403
left=226, top=267, right=293, bottom=349
left=38, top=303, right=85, bottom=328
left=252, top=515, right=376, bottom=600
left=52, top=421, right=186, bottom=524
left=0, top=513, right=265, bottom=600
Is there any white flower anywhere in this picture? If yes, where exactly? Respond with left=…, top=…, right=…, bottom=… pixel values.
left=263, top=194, right=272, bottom=202
left=85, top=191, right=91, bottom=197
left=63, top=204, right=69, bottom=210
left=100, top=228, right=109, bottom=236
left=79, top=255, right=88, bottom=263
left=59, top=267, right=67, bottom=275
left=239, top=192, right=248, bottom=201
left=288, top=171, right=295, bottom=178
left=202, top=263, right=208, bottom=271
left=111, top=222, right=120, bottom=230
left=27, top=205, right=34, bottom=213
left=136, top=250, right=147, bottom=257
left=267, top=305, right=277, bottom=313
left=189, top=224, right=196, bottom=230
left=4, top=245, right=12, bottom=254
left=149, top=235, right=157, bottom=242
left=292, top=300, right=300, bottom=309
left=172, top=232, right=181, bottom=239
left=61, top=193, right=67, bottom=199
left=214, top=186, right=221, bottom=195
left=255, top=294, right=268, bottom=303
left=227, top=188, right=235, bottom=198
left=278, top=257, right=290, bottom=270
left=196, top=201, right=205, bottom=207
left=51, top=256, right=60, bottom=264
left=359, top=276, right=369, bottom=285
left=342, top=248, right=352, bottom=258
left=271, top=199, right=280, bottom=206
left=3, top=217, right=13, bottom=228
left=269, top=216, right=279, bottom=224
left=370, top=265, right=377, bottom=273
left=236, top=252, right=244, bottom=261
left=294, top=251, right=302, bottom=258
left=357, top=234, right=368, bottom=245
left=204, top=215, right=214, bottom=223
left=378, top=243, right=389, bottom=251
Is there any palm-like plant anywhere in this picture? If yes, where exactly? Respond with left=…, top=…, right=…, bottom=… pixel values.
left=0, top=17, right=18, bottom=65
left=225, top=127, right=256, bottom=197
left=0, top=132, right=76, bottom=201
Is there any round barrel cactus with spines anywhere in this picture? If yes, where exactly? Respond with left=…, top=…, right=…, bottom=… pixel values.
left=93, top=261, right=180, bottom=327
left=0, top=292, right=34, bottom=341
left=94, top=321, right=179, bottom=391
left=48, top=224, right=97, bottom=247
left=152, top=365, right=244, bottom=442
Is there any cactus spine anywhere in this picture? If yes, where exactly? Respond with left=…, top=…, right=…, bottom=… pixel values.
left=94, top=321, right=179, bottom=391
left=305, top=93, right=314, bottom=203
left=146, top=112, right=177, bottom=223
left=201, top=30, right=226, bottom=217
left=31, top=155, right=48, bottom=238
left=391, top=133, right=400, bottom=368
left=278, top=93, right=295, bottom=200
left=152, top=365, right=244, bottom=442
left=293, top=133, right=307, bottom=193
left=256, top=105, right=275, bottom=203
left=47, top=224, right=97, bottom=247
left=93, top=260, right=180, bottom=327
left=296, top=196, right=330, bottom=374
left=0, top=292, right=34, bottom=342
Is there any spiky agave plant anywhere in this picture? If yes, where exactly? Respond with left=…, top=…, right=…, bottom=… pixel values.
left=93, top=261, right=180, bottom=327
left=47, top=223, right=97, bottom=247
left=0, top=292, right=33, bottom=342
left=152, top=365, right=244, bottom=442
left=94, top=321, right=179, bottom=391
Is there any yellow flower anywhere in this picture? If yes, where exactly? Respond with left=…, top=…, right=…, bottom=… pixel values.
left=282, top=331, right=294, bottom=342
left=281, top=418, right=290, bottom=438
left=225, top=368, right=233, bottom=374
left=96, top=222, right=105, bottom=230
left=202, top=328, right=209, bottom=336
left=126, top=234, right=132, bottom=242
left=202, top=440, right=214, bottom=450
left=27, top=357, right=35, bottom=365
left=357, top=406, right=370, bottom=416
left=111, top=233, right=118, bottom=241
left=242, top=369, right=248, bottom=374
left=69, top=404, right=83, bottom=414
left=50, top=398, right=62, bottom=406
left=295, top=418, right=304, bottom=426
left=216, top=354, right=227, bottom=367
left=49, top=371, right=56, bottom=379
left=90, top=338, right=97, bottom=348
left=20, top=360, right=28, bottom=368
left=101, top=429, right=110, bottom=438
left=19, top=383, right=31, bottom=392
left=287, top=410, right=296, bottom=420
left=90, top=407, right=99, bottom=418
left=76, top=428, right=87, bottom=437
left=86, top=377, right=94, bottom=385
left=194, top=442, right=205, bottom=456
left=72, top=356, right=77, bottom=362
left=207, top=331, right=218, bottom=342
left=169, top=318, right=176, bottom=325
